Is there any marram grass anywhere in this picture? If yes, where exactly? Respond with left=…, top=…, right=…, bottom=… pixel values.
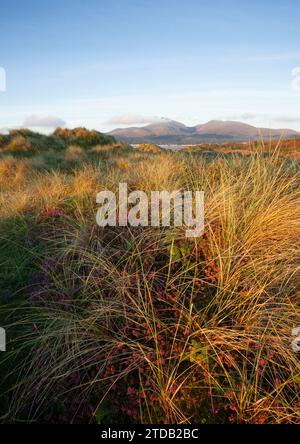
left=0, top=142, right=299, bottom=423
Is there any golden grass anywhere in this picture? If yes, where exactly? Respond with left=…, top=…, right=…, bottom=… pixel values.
left=185, top=137, right=300, bottom=160
left=1, top=143, right=300, bottom=423
left=64, top=145, right=86, bottom=162
left=0, top=156, right=32, bottom=189
left=137, top=143, right=163, bottom=153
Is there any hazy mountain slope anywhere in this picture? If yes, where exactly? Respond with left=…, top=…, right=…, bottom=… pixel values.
left=194, top=120, right=260, bottom=137
left=195, top=120, right=300, bottom=137
left=107, top=119, right=300, bottom=144
left=108, top=120, right=188, bottom=138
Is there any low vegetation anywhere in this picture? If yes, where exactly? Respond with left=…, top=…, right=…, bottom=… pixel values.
left=183, top=139, right=300, bottom=160
left=0, top=130, right=299, bottom=424
left=136, top=143, right=164, bottom=153
left=0, top=127, right=116, bottom=155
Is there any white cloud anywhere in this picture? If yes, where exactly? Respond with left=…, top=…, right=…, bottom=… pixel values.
left=272, top=116, right=300, bottom=124
left=23, top=115, right=66, bottom=128
left=223, top=113, right=262, bottom=121
left=230, top=113, right=299, bottom=124
left=219, top=112, right=300, bottom=128
left=106, top=114, right=168, bottom=126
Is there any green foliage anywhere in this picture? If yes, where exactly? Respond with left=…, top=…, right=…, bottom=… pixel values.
left=170, top=239, right=192, bottom=267
left=0, top=216, right=43, bottom=297
left=94, top=401, right=116, bottom=424
left=189, top=339, right=209, bottom=365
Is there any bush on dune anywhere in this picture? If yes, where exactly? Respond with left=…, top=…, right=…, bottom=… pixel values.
left=0, top=127, right=116, bottom=155
left=64, top=145, right=86, bottom=162
left=53, top=127, right=116, bottom=148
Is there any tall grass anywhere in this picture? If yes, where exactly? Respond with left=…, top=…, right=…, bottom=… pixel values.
left=0, top=143, right=299, bottom=423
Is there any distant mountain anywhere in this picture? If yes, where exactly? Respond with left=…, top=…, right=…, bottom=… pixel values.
left=108, top=119, right=188, bottom=139
left=107, top=119, right=300, bottom=144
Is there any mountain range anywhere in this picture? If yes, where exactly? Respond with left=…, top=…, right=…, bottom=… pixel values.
left=107, top=119, right=300, bottom=144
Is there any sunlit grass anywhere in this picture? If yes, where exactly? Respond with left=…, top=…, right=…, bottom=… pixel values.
left=0, top=141, right=299, bottom=423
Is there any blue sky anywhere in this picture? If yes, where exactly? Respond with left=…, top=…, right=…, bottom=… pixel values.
left=1, top=0, right=300, bottom=132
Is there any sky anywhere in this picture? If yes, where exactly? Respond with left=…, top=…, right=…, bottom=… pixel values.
left=1, top=0, right=300, bottom=133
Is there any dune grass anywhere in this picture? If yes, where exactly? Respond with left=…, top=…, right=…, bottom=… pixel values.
left=0, top=141, right=299, bottom=423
